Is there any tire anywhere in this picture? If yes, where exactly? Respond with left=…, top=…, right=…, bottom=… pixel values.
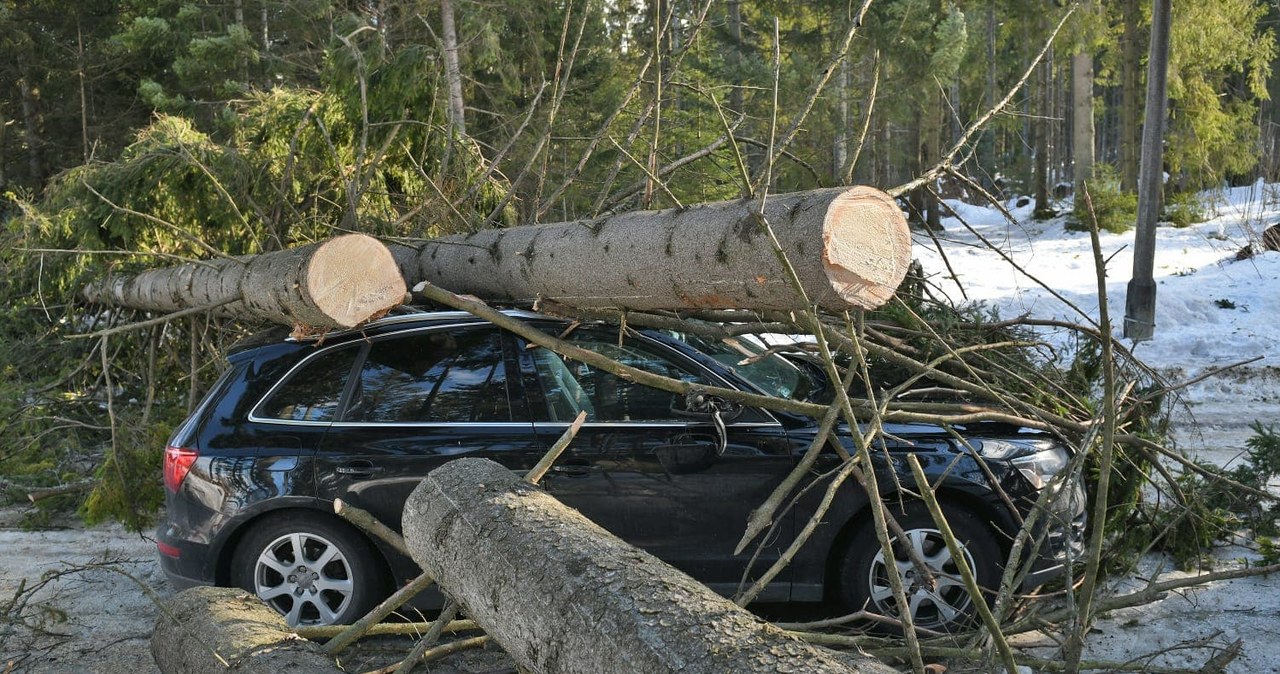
left=837, top=500, right=1002, bottom=632
left=232, top=513, right=386, bottom=627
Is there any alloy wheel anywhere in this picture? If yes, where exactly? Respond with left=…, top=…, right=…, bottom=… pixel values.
left=866, top=527, right=975, bottom=629
left=253, top=531, right=355, bottom=627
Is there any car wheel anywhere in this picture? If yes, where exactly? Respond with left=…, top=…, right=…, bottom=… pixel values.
left=232, top=514, right=385, bottom=627
left=838, top=501, right=1001, bottom=632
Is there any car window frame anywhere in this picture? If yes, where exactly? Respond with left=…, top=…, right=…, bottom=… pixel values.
left=248, top=322, right=530, bottom=428
left=247, top=342, right=366, bottom=426
left=332, top=324, right=529, bottom=427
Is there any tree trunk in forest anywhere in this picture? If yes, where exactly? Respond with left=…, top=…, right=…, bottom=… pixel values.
left=82, top=233, right=406, bottom=330
left=922, top=89, right=942, bottom=231
left=907, top=111, right=925, bottom=225
left=1072, top=46, right=1095, bottom=194
left=834, top=55, right=849, bottom=183
left=392, top=186, right=911, bottom=312
left=77, top=21, right=90, bottom=162
left=0, top=117, right=9, bottom=190
left=1120, top=0, right=1142, bottom=192
left=402, top=458, right=897, bottom=674
left=151, top=586, right=344, bottom=674
left=18, top=75, right=43, bottom=184
left=982, top=4, right=997, bottom=181
left=440, top=0, right=466, bottom=139
left=1033, top=47, right=1052, bottom=217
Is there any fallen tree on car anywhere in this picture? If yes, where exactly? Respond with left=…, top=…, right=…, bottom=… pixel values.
left=81, top=232, right=406, bottom=331
left=400, top=457, right=899, bottom=674
left=82, top=186, right=911, bottom=330
left=390, top=185, right=911, bottom=312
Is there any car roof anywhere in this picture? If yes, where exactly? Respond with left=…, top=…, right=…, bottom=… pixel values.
left=311, top=308, right=548, bottom=335
left=227, top=308, right=554, bottom=358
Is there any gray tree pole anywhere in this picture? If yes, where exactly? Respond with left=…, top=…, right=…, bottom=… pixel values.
left=1124, top=0, right=1171, bottom=341
left=1070, top=1, right=1095, bottom=195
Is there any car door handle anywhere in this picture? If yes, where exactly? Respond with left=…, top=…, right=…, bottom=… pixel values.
left=335, top=462, right=385, bottom=477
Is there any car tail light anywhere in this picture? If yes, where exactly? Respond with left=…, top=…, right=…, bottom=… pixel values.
left=164, top=445, right=199, bottom=493
left=156, top=541, right=181, bottom=558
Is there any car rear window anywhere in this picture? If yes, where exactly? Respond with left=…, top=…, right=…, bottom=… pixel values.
left=345, top=329, right=513, bottom=423
left=256, top=345, right=360, bottom=422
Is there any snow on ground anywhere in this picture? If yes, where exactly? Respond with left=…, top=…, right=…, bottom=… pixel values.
left=919, top=180, right=1280, bottom=461
left=3, top=184, right=1280, bottom=672
left=919, top=181, right=1280, bottom=673
left=917, top=180, right=1280, bottom=374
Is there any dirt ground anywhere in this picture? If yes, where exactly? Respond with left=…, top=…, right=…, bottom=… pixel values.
left=0, top=508, right=512, bottom=674
left=2, top=372, right=1278, bottom=674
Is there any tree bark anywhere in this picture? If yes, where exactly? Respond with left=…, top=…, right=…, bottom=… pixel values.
left=440, top=0, right=466, bottom=138
left=1072, top=47, right=1094, bottom=193
left=1033, top=44, right=1052, bottom=217
left=1120, top=0, right=1143, bottom=192
left=392, top=186, right=911, bottom=312
left=18, top=74, right=43, bottom=184
left=401, top=458, right=897, bottom=674
left=82, top=233, right=406, bottom=330
left=151, top=586, right=344, bottom=674
left=834, top=54, right=849, bottom=183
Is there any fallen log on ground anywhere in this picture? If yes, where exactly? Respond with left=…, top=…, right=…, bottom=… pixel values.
left=402, top=457, right=898, bottom=674
left=393, top=185, right=910, bottom=311
left=82, top=233, right=405, bottom=330
left=151, top=586, right=344, bottom=674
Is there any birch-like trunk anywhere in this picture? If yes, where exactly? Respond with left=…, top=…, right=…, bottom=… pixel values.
left=440, top=0, right=466, bottom=137
left=1072, top=48, right=1095, bottom=192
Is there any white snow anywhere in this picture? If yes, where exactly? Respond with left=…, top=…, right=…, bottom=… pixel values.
left=917, top=180, right=1280, bottom=374
left=919, top=181, right=1280, bottom=458
left=919, top=183, right=1280, bottom=673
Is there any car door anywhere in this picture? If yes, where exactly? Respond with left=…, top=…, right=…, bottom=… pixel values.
left=514, top=325, right=796, bottom=601
left=312, top=324, right=541, bottom=541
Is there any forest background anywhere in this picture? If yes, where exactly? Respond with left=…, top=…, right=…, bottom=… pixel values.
left=0, top=0, right=1275, bottom=525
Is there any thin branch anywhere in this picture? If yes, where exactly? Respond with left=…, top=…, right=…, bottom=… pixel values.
left=525, top=411, right=586, bottom=484
left=70, top=299, right=237, bottom=340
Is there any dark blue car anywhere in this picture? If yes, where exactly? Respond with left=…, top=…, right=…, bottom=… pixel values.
left=157, top=310, right=1084, bottom=630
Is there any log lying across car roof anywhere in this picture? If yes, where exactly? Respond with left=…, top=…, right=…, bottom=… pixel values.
left=81, top=186, right=911, bottom=330
left=390, top=185, right=911, bottom=313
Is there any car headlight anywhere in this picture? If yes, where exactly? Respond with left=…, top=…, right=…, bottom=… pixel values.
left=1010, top=446, right=1069, bottom=489
left=978, top=439, right=1070, bottom=490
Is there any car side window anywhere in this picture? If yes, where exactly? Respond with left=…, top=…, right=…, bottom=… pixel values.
left=347, top=329, right=513, bottom=423
left=257, top=345, right=359, bottom=422
left=529, top=331, right=706, bottom=422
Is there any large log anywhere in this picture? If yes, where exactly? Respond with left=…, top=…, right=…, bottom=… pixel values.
left=402, top=458, right=898, bottom=674
left=151, top=586, right=344, bottom=674
left=83, top=233, right=406, bottom=330
left=394, top=186, right=910, bottom=311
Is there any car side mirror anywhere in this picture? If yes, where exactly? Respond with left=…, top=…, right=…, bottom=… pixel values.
left=672, top=389, right=744, bottom=422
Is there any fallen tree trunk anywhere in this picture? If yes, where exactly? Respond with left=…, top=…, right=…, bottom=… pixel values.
left=402, top=457, right=898, bottom=674
left=83, top=233, right=406, bottom=330
left=393, top=186, right=910, bottom=311
left=151, top=586, right=344, bottom=674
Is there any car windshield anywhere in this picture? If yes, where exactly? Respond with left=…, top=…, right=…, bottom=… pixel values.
left=663, top=331, right=811, bottom=401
